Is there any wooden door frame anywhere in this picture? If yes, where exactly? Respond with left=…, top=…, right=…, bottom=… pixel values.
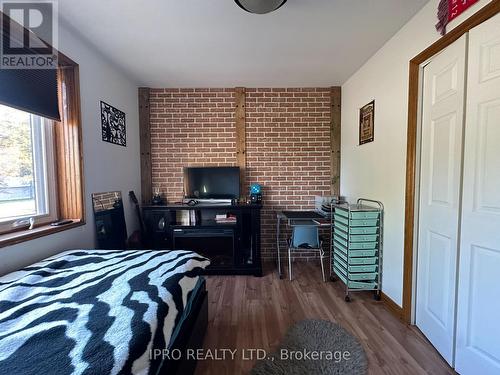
left=402, top=2, right=500, bottom=324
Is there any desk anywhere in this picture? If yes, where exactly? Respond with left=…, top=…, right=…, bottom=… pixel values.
left=276, top=210, right=329, bottom=278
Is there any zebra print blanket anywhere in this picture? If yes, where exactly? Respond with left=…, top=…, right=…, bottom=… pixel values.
left=0, top=249, right=210, bottom=375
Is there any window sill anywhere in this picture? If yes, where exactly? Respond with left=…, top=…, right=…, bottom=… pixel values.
left=0, top=220, right=85, bottom=249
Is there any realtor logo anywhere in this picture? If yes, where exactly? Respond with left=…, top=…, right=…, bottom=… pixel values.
left=1, top=0, right=58, bottom=69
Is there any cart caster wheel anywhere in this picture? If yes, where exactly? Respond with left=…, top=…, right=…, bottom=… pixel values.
left=330, top=276, right=337, bottom=282
left=345, top=296, right=351, bottom=302
left=374, top=293, right=381, bottom=301
left=279, top=274, right=284, bottom=280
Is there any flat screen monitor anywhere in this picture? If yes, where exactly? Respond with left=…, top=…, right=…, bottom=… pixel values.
left=184, top=166, right=240, bottom=199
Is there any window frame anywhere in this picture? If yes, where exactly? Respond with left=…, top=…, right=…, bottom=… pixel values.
left=33, top=117, right=59, bottom=224
left=0, top=52, right=85, bottom=247
left=0, top=113, right=58, bottom=233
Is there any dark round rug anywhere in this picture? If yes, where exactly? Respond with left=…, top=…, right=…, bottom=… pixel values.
left=251, top=319, right=367, bottom=375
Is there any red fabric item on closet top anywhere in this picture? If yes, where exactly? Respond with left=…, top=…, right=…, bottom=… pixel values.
left=448, top=0, right=479, bottom=21
left=436, top=0, right=479, bottom=35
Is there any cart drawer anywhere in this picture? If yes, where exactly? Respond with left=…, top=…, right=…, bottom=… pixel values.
left=334, top=244, right=379, bottom=260
left=350, top=227, right=378, bottom=235
left=335, top=222, right=378, bottom=234
left=333, top=214, right=349, bottom=225
left=333, top=237, right=378, bottom=251
left=335, top=209, right=380, bottom=220
left=348, top=256, right=378, bottom=265
left=333, top=240, right=349, bottom=253
left=348, top=264, right=377, bottom=273
left=351, top=219, right=379, bottom=227
left=349, top=272, right=378, bottom=281
left=333, top=266, right=349, bottom=284
left=333, top=248, right=348, bottom=263
left=350, top=249, right=378, bottom=257
left=334, top=230, right=379, bottom=243
left=333, top=267, right=378, bottom=290
left=334, top=215, right=379, bottom=228
left=334, top=257, right=348, bottom=271
left=334, top=249, right=378, bottom=276
left=334, top=228, right=348, bottom=240
left=350, top=234, right=379, bottom=242
left=348, top=279, right=378, bottom=289
left=334, top=222, right=349, bottom=232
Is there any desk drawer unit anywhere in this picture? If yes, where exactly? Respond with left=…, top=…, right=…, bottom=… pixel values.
left=330, top=199, right=384, bottom=302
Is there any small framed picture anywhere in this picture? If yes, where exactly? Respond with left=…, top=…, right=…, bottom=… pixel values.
left=101, top=101, right=126, bottom=147
left=359, top=100, right=375, bottom=145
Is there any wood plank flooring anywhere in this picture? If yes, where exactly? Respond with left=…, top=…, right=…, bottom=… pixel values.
left=195, top=262, right=455, bottom=375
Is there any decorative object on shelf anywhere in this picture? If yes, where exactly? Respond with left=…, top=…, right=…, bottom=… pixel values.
left=359, top=100, right=375, bottom=145
left=436, top=0, right=479, bottom=35
left=112, top=192, right=122, bottom=208
left=176, top=210, right=191, bottom=226
left=235, top=0, right=287, bottom=14
left=215, top=213, right=237, bottom=224
left=151, top=187, right=164, bottom=205
left=101, top=101, right=126, bottom=146
left=250, top=183, right=262, bottom=204
left=315, top=195, right=347, bottom=218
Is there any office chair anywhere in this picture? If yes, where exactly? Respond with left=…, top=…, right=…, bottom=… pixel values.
left=288, top=224, right=326, bottom=282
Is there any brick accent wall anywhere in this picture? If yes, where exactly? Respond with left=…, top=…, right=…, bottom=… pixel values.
left=150, top=88, right=332, bottom=259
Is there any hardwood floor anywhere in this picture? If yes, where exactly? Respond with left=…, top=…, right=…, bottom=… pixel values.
left=195, top=262, right=455, bottom=375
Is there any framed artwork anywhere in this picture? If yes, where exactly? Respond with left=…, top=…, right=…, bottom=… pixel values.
left=101, top=101, right=126, bottom=147
left=359, top=100, right=375, bottom=145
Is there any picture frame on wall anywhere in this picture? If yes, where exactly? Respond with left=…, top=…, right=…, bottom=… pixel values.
left=359, top=100, right=375, bottom=145
left=101, top=101, right=126, bottom=147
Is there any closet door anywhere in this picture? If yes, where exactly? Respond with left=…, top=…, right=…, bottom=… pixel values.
left=415, top=35, right=467, bottom=365
left=455, top=13, right=500, bottom=375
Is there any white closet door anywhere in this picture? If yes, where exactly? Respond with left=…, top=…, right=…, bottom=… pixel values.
left=455, top=13, right=500, bottom=375
left=416, top=35, right=467, bottom=365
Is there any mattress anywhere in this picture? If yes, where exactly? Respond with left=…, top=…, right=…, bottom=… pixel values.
left=0, top=249, right=210, bottom=375
left=168, top=276, right=205, bottom=349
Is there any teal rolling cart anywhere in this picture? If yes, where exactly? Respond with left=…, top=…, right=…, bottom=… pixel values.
left=330, top=198, right=383, bottom=302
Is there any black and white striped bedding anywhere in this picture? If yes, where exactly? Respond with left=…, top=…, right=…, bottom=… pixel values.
left=0, top=249, right=210, bottom=375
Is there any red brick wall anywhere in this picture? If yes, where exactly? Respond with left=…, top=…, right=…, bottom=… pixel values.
left=150, top=88, right=331, bottom=259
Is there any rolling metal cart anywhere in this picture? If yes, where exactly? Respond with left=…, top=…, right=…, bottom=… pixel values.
left=330, top=198, right=383, bottom=302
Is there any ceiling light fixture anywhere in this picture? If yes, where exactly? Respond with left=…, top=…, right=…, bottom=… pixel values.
left=235, top=0, right=287, bottom=14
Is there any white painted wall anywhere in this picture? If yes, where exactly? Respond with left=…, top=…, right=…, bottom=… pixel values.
left=0, top=21, right=141, bottom=276
left=340, top=0, right=493, bottom=306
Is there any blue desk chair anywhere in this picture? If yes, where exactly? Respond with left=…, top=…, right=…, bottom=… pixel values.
left=288, top=223, right=326, bottom=282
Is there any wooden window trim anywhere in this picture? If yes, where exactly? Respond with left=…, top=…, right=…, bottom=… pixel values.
left=330, top=86, right=341, bottom=195
left=138, top=87, right=152, bottom=205
left=235, top=87, right=246, bottom=189
left=0, top=52, right=85, bottom=248
left=402, top=2, right=500, bottom=323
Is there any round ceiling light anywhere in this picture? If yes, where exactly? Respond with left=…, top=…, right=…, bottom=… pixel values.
left=235, top=0, right=287, bottom=14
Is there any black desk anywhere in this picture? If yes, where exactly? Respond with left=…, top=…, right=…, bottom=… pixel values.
left=281, top=211, right=325, bottom=220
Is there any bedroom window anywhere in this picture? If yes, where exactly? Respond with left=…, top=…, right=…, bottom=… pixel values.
left=0, top=105, right=58, bottom=233
left=0, top=59, right=85, bottom=245
left=0, top=13, right=84, bottom=246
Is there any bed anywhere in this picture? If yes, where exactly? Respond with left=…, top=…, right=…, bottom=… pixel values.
left=0, top=249, right=210, bottom=375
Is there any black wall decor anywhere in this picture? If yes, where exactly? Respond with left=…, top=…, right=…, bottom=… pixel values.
left=359, top=100, right=375, bottom=145
left=101, top=101, right=126, bottom=146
